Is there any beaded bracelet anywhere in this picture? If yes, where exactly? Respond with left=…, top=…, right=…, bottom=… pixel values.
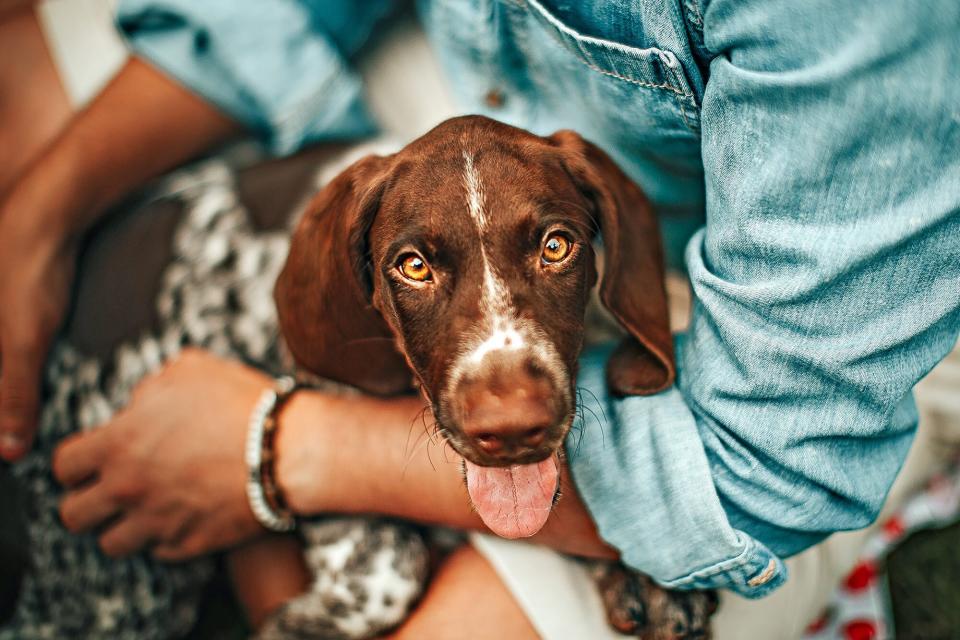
left=244, top=376, right=298, bottom=532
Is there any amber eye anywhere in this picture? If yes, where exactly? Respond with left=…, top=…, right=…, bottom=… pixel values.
left=398, top=254, right=432, bottom=282
left=541, top=233, right=572, bottom=264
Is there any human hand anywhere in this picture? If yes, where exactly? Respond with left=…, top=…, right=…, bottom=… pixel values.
left=0, top=189, right=77, bottom=460
left=53, top=348, right=272, bottom=560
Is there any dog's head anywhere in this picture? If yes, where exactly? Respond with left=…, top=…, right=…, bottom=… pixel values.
left=275, top=116, right=673, bottom=537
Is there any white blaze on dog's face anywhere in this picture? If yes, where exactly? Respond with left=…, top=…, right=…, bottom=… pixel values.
left=460, top=151, right=526, bottom=361
left=453, top=151, right=559, bottom=375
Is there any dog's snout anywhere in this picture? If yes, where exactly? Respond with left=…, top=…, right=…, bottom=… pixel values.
left=456, top=356, right=561, bottom=461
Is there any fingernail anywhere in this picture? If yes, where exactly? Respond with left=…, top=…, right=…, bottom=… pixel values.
left=0, top=433, right=25, bottom=457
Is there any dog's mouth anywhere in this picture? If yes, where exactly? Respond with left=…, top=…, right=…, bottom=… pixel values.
left=462, top=454, right=561, bottom=539
left=433, top=382, right=574, bottom=539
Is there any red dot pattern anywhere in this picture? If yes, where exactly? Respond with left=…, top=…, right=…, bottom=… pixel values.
left=842, top=619, right=878, bottom=640
left=882, top=516, right=905, bottom=539
left=844, top=561, right=878, bottom=592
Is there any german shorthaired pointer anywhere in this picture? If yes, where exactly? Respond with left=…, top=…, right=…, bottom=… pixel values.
left=275, top=115, right=718, bottom=638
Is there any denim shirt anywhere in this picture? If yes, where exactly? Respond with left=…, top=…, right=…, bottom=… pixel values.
left=116, top=0, right=960, bottom=598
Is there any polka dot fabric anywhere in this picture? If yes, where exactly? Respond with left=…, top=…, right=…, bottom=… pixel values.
left=802, top=465, right=960, bottom=640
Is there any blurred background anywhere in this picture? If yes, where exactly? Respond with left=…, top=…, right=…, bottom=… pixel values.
left=1, top=1, right=959, bottom=638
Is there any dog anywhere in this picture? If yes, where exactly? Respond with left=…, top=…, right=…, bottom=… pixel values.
left=275, top=115, right=717, bottom=638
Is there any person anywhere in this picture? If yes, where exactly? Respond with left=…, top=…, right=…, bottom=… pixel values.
left=2, top=0, right=959, bottom=637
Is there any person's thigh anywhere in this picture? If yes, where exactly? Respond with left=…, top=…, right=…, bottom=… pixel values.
left=387, top=545, right=540, bottom=640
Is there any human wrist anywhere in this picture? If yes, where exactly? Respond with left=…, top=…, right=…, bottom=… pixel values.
left=244, top=377, right=299, bottom=532
left=274, top=390, right=334, bottom=516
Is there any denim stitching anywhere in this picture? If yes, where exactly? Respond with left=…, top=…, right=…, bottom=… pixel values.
left=533, top=16, right=690, bottom=96
left=576, top=59, right=690, bottom=96
left=671, top=88, right=698, bottom=133
left=520, top=0, right=692, bottom=98
left=681, top=0, right=714, bottom=62
left=684, top=0, right=705, bottom=30
left=662, top=536, right=782, bottom=589
left=665, top=551, right=753, bottom=587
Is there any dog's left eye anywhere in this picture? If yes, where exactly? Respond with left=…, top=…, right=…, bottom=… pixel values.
left=397, top=254, right=433, bottom=282
left=541, top=233, right=572, bottom=264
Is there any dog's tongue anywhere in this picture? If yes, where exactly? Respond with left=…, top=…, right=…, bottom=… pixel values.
left=465, top=456, right=559, bottom=539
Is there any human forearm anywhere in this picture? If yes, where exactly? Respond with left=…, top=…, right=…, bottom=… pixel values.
left=52, top=349, right=613, bottom=561
left=276, top=391, right=617, bottom=559
left=17, top=56, right=239, bottom=239
left=0, top=58, right=239, bottom=460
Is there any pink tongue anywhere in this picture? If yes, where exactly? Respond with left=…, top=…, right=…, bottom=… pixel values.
left=465, top=456, right=559, bottom=539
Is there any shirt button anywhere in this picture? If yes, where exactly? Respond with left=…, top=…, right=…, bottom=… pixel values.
left=484, top=89, right=506, bottom=108
left=194, top=28, right=210, bottom=52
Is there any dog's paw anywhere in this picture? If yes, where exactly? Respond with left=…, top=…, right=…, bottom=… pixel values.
left=590, top=562, right=718, bottom=640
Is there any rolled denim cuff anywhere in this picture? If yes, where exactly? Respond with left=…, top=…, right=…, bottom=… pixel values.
left=117, top=0, right=378, bottom=155
left=566, top=343, right=787, bottom=598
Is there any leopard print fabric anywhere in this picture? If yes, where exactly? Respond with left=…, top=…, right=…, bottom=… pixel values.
left=5, top=157, right=429, bottom=640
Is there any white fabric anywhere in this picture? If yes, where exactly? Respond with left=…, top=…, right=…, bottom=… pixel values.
left=37, top=0, right=126, bottom=107
left=357, top=13, right=459, bottom=141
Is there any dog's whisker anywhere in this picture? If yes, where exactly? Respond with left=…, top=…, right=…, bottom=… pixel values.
left=578, top=386, right=608, bottom=428
left=401, top=416, right=446, bottom=475
left=572, top=416, right=587, bottom=460
left=401, top=430, right=437, bottom=478
left=416, top=409, right=438, bottom=446
left=579, top=403, right=606, bottom=447
left=424, top=435, right=437, bottom=472
left=424, top=426, right=456, bottom=472
left=404, top=405, right=430, bottom=458
left=577, top=385, right=608, bottom=446
left=580, top=402, right=602, bottom=424
left=436, top=432, right=459, bottom=464
left=568, top=421, right=587, bottom=461
left=404, top=424, right=437, bottom=469
left=570, top=388, right=602, bottom=457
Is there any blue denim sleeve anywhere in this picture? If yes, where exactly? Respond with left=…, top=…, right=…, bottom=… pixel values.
left=567, top=0, right=960, bottom=597
left=116, top=0, right=395, bottom=154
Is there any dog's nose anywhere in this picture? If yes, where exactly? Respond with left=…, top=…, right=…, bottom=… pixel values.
left=469, top=413, right=551, bottom=454
left=458, top=365, right=558, bottom=460
left=474, top=427, right=547, bottom=454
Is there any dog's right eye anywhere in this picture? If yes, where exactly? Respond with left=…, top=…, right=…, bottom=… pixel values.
left=397, top=254, right=433, bottom=282
left=541, top=233, right=572, bottom=264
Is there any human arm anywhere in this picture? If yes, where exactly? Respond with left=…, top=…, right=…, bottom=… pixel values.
left=564, top=0, right=960, bottom=598
left=1, top=0, right=398, bottom=460
left=51, top=349, right=615, bottom=560
left=0, top=57, right=238, bottom=460
left=278, top=383, right=613, bottom=559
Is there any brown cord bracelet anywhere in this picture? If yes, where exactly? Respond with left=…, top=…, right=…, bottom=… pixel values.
left=245, top=377, right=300, bottom=531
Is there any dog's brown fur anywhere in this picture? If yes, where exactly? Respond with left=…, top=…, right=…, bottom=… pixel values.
left=275, top=116, right=673, bottom=463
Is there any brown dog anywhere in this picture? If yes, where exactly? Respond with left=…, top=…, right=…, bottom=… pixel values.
left=275, top=115, right=715, bottom=637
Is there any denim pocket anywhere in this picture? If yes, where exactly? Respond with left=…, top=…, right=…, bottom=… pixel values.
left=521, top=0, right=700, bottom=133
left=418, top=0, right=705, bottom=237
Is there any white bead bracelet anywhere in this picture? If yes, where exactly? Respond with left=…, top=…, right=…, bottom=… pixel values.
left=244, top=376, right=297, bottom=532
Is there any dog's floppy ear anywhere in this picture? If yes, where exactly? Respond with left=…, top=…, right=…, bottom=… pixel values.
left=274, top=154, right=412, bottom=395
left=548, top=130, right=675, bottom=396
